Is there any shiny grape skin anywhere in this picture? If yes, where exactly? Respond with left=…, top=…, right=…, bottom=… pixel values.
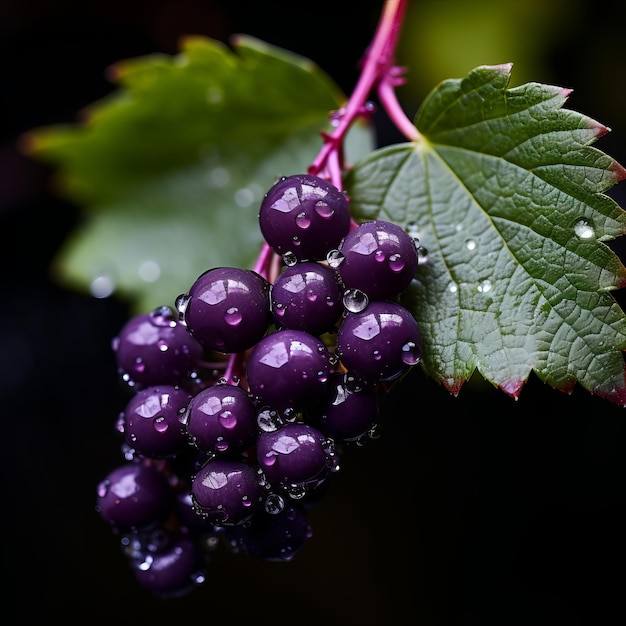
left=336, top=300, right=422, bottom=382
left=258, top=173, right=351, bottom=261
left=179, top=266, right=272, bottom=354
left=245, top=328, right=332, bottom=411
left=319, top=372, right=380, bottom=442
left=112, top=306, right=204, bottom=388
left=270, top=261, right=344, bottom=335
left=256, top=422, right=332, bottom=489
left=95, top=462, right=174, bottom=531
left=336, top=219, right=419, bottom=301
left=191, top=458, right=266, bottom=526
left=185, top=382, right=258, bottom=456
left=122, top=384, right=192, bottom=458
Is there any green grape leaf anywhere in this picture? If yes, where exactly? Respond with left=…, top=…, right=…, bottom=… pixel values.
left=344, top=63, right=626, bottom=405
left=25, top=35, right=374, bottom=312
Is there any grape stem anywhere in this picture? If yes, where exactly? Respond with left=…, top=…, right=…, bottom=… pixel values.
left=308, top=0, right=418, bottom=189
left=226, top=0, right=416, bottom=386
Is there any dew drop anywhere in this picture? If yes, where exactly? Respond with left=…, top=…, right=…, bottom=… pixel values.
left=306, top=290, right=318, bottom=302
left=374, top=250, right=385, bottom=262
left=157, top=340, right=169, bottom=352
left=465, top=239, right=477, bottom=251
left=326, top=249, right=345, bottom=268
left=401, top=341, right=421, bottom=366
left=265, top=493, right=285, bottom=514
left=343, top=288, right=369, bottom=313
left=314, top=202, right=334, bottom=219
left=219, top=410, right=237, bottom=429
left=388, top=253, right=405, bottom=272
left=574, top=218, right=595, bottom=239
left=154, top=417, right=168, bottom=433
left=175, top=293, right=192, bottom=324
left=282, top=251, right=298, bottom=266
left=224, top=307, right=243, bottom=326
left=477, top=279, right=492, bottom=293
left=448, top=283, right=458, bottom=294
left=295, top=212, right=311, bottom=229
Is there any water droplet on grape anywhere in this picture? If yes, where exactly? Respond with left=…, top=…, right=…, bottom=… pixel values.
left=388, top=253, right=405, bottom=272
left=175, top=293, right=192, bottom=324
left=219, top=410, right=237, bottom=429
left=295, top=212, right=311, bottom=229
left=374, top=250, right=385, bottom=262
left=343, top=288, right=369, bottom=313
left=326, top=249, right=345, bottom=268
left=265, top=493, right=285, bottom=514
left=258, top=408, right=282, bottom=432
left=314, top=201, right=334, bottom=219
left=401, top=341, right=421, bottom=366
left=282, top=251, right=298, bottom=266
left=154, top=417, right=168, bottom=433
left=224, top=307, right=243, bottom=326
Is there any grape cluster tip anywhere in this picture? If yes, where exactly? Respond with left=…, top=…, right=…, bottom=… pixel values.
left=95, top=173, right=423, bottom=597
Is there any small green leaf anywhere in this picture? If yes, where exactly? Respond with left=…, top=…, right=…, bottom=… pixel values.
left=25, top=35, right=374, bottom=312
left=345, top=63, right=626, bottom=405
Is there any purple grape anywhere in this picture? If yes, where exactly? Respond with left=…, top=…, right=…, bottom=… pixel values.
left=177, top=267, right=272, bottom=354
left=245, top=329, right=332, bottom=411
left=271, top=261, right=344, bottom=335
left=259, top=174, right=351, bottom=261
left=96, top=462, right=173, bottom=530
left=336, top=300, right=422, bottom=382
left=319, top=372, right=380, bottom=441
left=335, top=219, right=419, bottom=301
left=122, top=385, right=192, bottom=458
left=256, top=422, right=334, bottom=489
left=191, top=458, right=265, bottom=526
left=185, top=382, right=257, bottom=456
left=130, top=531, right=207, bottom=598
left=112, top=306, right=204, bottom=388
left=229, top=505, right=313, bottom=561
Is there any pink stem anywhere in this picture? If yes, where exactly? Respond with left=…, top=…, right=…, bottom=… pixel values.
left=224, top=0, right=413, bottom=387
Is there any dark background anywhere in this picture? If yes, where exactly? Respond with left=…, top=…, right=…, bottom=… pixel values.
left=2, top=1, right=626, bottom=624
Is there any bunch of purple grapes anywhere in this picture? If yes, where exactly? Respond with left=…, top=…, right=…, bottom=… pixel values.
left=95, top=173, right=423, bottom=597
